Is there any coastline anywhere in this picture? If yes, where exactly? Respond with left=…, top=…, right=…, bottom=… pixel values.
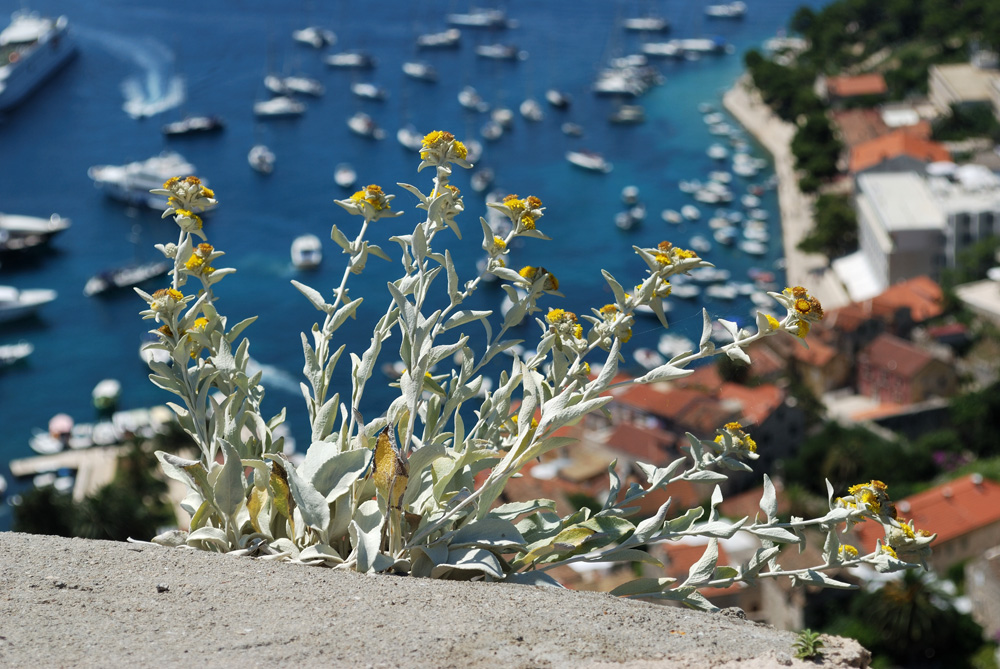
left=723, top=74, right=851, bottom=310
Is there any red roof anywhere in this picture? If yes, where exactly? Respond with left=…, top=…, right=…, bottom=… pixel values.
left=826, top=73, right=888, bottom=99
left=855, top=474, right=1000, bottom=549
left=850, top=129, right=950, bottom=172
left=860, top=333, right=936, bottom=379
left=604, top=422, right=677, bottom=461
left=717, top=383, right=785, bottom=427
left=825, top=276, right=944, bottom=333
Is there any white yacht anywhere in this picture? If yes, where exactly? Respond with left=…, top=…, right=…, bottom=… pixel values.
left=265, top=74, right=324, bottom=97
left=0, top=285, right=57, bottom=323
left=0, top=212, right=70, bottom=241
left=416, top=28, right=461, bottom=49
left=705, top=2, right=747, bottom=19
left=253, top=95, right=305, bottom=117
left=566, top=150, right=612, bottom=173
left=350, top=82, right=387, bottom=100
left=292, top=26, right=335, bottom=49
left=334, top=163, right=357, bottom=189
left=248, top=145, right=275, bottom=174
left=347, top=112, right=385, bottom=139
left=324, top=51, right=376, bottom=68
left=0, top=341, right=33, bottom=368
left=396, top=124, right=423, bottom=151
left=0, top=10, right=77, bottom=111
left=519, top=98, right=543, bottom=121
left=291, top=234, right=322, bottom=269
left=446, top=9, right=511, bottom=29
left=88, top=152, right=204, bottom=209
left=402, top=61, right=438, bottom=82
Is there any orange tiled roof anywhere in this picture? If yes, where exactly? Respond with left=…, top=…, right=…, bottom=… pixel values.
left=825, top=276, right=944, bottom=333
left=827, top=73, right=888, bottom=99
left=604, top=422, right=678, bottom=461
left=860, top=333, right=936, bottom=379
left=674, top=364, right=725, bottom=394
left=849, top=129, right=950, bottom=173
left=831, top=108, right=889, bottom=148
left=717, top=383, right=785, bottom=427
left=855, top=474, right=1000, bottom=549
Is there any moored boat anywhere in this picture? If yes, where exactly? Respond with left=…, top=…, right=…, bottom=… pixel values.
left=253, top=95, right=305, bottom=117
left=334, top=163, right=357, bottom=189
left=83, top=260, right=170, bottom=297
left=446, top=8, right=512, bottom=29
left=248, top=144, right=275, bottom=174
left=0, top=340, right=33, bottom=367
left=705, top=2, right=747, bottom=19
left=0, top=10, right=77, bottom=112
left=402, top=61, right=438, bottom=82
left=291, top=234, right=322, bottom=269
left=292, top=26, right=336, bottom=48
left=0, top=212, right=70, bottom=241
left=88, top=152, right=206, bottom=210
left=0, top=285, right=56, bottom=323
left=161, top=115, right=225, bottom=136
left=416, top=28, right=461, bottom=49
left=324, top=51, right=376, bottom=68
left=566, top=150, right=612, bottom=173
left=351, top=82, right=387, bottom=100
left=347, top=112, right=385, bottom=139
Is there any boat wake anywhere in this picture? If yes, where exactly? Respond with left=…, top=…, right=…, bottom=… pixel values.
left=247, top=358, right=301, bottom=396
left=78, top=27, right=186, bottom=118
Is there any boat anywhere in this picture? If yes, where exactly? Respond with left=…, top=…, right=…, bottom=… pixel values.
left=464, top=138, right=483, bottom=163
left=291, top=234, right=322, bottom=269
left=87, top=152, right=205, bottom=210
left=713, top=227, right=738, bottom=245
left=0, top=340, right=32, bottom=367
left=481, top=119, right=503, bottom=141
left=561, top=122, right=583, bottom=137
left=139, top=332, right=170, bottom=367
left=680, top=204, right=701, bottom=220
left=0, top=10, right=77, bottom=112
left=347, top=112, right=385, bottom=139
left=609, top=104, right=645, bottom=124
left=0, top=285, right=57, bottom=323
left=661, top=209, right=682, bottom=224
left=161, top=115, right=225, bottom=136
left=446, top=8, right=512, bottom=29
left=739, top=239, right=768, bottom=256
left=633, top=347, right=665, bottom=371
left=689, top=235, right=712, bottom=254
left=253, top=95, right=305, bottom=117
left=706, top=284, right=738, bottom=300
left=396, top=124, right=423, bottom=151
left=416, top=28, right=461, bottom=49
left=675, top=37, right=729, bottom=54
left=83, top=260, right=170, bottom=297
left=0, top=212, right=70, bottom=242
left=474, top=43, right=526, bottom=60
left=519, top=98, right=543, bottom=121
left=265, top=74, right=324, bottom=97
left=402, top=61, right=438, bottom=82
left=658, top=333, right=695, bottom=359
left=324, top=51, right=376, bottom=68
left=350, top=82, right=387, bottom=100
left=248, top=144, right=275, bottom=174
left=292, top=26, right=336, bottom=49
left=622, top=185, right=640, bottom=205
left=545, top=88, right=571, bottom=109
left=707, top=143, right=729, bottom=160
left=566, top=150, right=612, bottom=173
left=705, top=2, right=747, bottom=19
left=622, top=16, right=670, bottom=32
left=458, top=86, right=490, bottom=112
left=470, top=168, right=495, bottom=193
left=641, top=42, right=682, bottom=58
left=92, top=378, right=121, bottom=415
left=334, top=163, right=357, bottom=189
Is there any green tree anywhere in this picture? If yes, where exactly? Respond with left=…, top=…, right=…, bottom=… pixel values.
left=798, top=194, right=858, bottom=259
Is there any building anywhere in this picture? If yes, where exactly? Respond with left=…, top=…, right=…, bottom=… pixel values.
left=849, top=130, right=950, bottom=174
left=854, top=474, right=1000, bottom=572
left=819, top=73, right=888, bottom=106
left=855, top=172, right=946, bottom=293
left=856, top=333, right=957, bottom=404
left=926, top=164, right=1000, bottom=269
left=928, top=63, right=1000, bottom=116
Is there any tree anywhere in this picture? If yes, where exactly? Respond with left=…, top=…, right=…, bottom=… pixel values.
left=798, top=194, right=858, bottom=259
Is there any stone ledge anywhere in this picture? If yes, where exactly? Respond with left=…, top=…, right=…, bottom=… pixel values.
left=0, top=532, right=869, bottom=668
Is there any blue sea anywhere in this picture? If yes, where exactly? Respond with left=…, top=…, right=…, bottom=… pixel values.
left=0, top=0, right=830, bottom=527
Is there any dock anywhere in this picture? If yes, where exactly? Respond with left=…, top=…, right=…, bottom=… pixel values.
left=9, top=445, right=126, bottom=502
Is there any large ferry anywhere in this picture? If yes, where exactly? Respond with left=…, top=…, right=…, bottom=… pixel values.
left=0, top=10, right=77, bottom=111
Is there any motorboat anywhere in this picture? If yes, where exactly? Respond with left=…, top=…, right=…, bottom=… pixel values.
left=0, top=229, right=47, bottom=254
left=661, top=209, right=682, bottom=224
left=641, top=42, right=682, bottom=59
left=416, top=28, right=461, bottom=49
left=491, top=107, right=514, bottom=127
left=609, top=104, right=645, bottom=124
left=350, top=82, right=387, bottom=100
left=0, top=212, right=70, bottom=242
left=253, top=95, right=305, bottom=117
left=706, top=283, right=738, bottom=300
left=248, top=144, right=275, bottom=174
left=324, top=51, right=376, bottom=68
left=470, top=167, right=495, bottom=193
left=688, top=267, right=731, bottom=283
left=291, top=234, right=322, bottom=269
left=474, top=44, right=526, bottom=60
left=292, top=26, right=336, bottom=49
left=633, top=347, right=665, bottom=371
left=446, top=8, right=512, bottom=29
left=519, top=98, right=543, bottom=121
left=83, top=260, right=170, bottom=297
left=713, top=227, right=738, bottom=245
left=680, top=204, right=701, bottom=220
left=0, top=285, right=56, bottom=323
left=545, top=88, right=571, bottom=109
left=689, top=235, right=712, bottom=254
left=139, top=332, right=170, bottom=367
left=161, top=115, right=225, bottom=136
left=347, top=112, right=385, bottom=139
left=334, top=163, right=357, bottom=189
left=622, top=185, right=640, bottom=205
left=707, top=143, right=729, bottom=160
left=566, top=150, right=612, bottom=173
left=463, top=138, right=484, bottom=163
left=458, top=86, right=490, bottom=112
left=396, top=124, right=423, bottom=151
left=92, top=378, right=121, bottom=414
left=739, top=239, right=768, bottom=256
left=481, top=119, right=503, bottom=141
left=561, top=122, right=583, bottom=137
left=0, top=10, right=77, bottom=111
left=0, top=340, right=33, bottom=367
left=675, top=37, right=729, bottom=54
left=658, top=333, right=695, bottom=359
left=88, top=152, right=203, bottom=210
left=265, top=74, right=324, bottom=97
left=622, top=16, right=670, bottom=32
left=705, top=2, right=747, bottom=19
left=402, top=61, right=438, bottom=82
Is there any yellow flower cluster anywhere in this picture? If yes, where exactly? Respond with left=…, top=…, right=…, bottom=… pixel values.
left=546, top=308, right=583, bottom=339
left=519, top=265, right=559, bottom=291
left=654, top=240, right=698, bottom=266
left=784, top=286, right=824, bottom=339
left=421, top=130, right=467, bottom=160
left=714, top=421, right=757, bottom=453
left=350, top=184, right=390, bottom=211
left=149, top=288, right=185, bottom=314
left=184, top=243, right=216, bottom=276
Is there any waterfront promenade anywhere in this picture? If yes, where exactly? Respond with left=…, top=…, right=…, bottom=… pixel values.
left=723, top=74, right=852, bottom=311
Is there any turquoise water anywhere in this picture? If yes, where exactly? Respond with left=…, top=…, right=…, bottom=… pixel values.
left=0, top=0, right=829, bottom=526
